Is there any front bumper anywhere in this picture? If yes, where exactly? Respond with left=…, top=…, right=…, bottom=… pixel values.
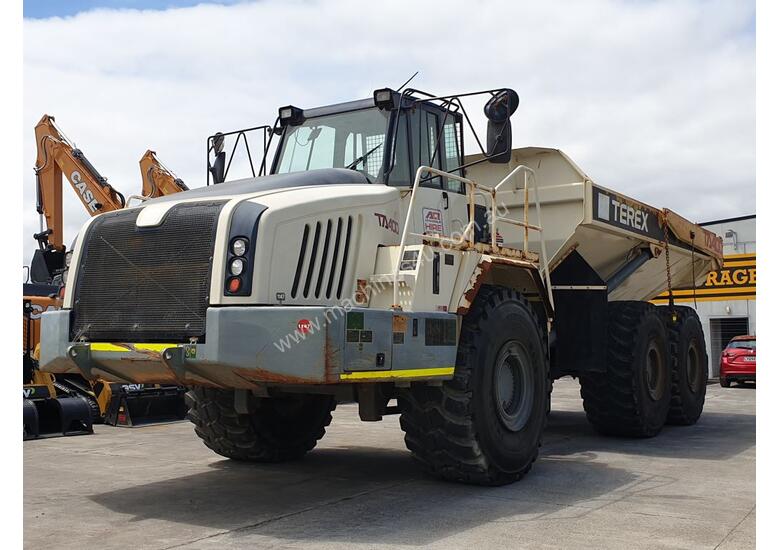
left=40, top=307, right=458, bottom=388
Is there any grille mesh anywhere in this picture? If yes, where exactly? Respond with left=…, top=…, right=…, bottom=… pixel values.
left=71, top=201, right=226, bottom=343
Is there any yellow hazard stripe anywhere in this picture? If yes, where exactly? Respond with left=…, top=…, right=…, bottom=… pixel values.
left=651, top=295, right=756, bottom=304
left=723, top=253, right=756, bottom=260
left=90, top=343, right=178, bottom=352
left=340, top=367, right=455, bottom=381
left=723, top=260, right=756, bottom=271
left=656, top=287, right=756, bottom=297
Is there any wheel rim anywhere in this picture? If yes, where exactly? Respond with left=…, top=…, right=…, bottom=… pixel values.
left=686, top=343, right=701, bottom=392
left=493, top=341, right=534, bottom=432
left=645, top=340, right=665, bottom=401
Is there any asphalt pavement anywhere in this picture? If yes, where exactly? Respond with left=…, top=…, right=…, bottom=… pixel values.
left=24, top=377, right=755, bottom=549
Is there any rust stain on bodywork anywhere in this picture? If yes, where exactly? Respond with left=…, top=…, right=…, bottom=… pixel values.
left=323, top=326, right=340, bottom=383
left=456, top=255, right=550, bottom=317
left=457, top=259, right=494, bottom=315
left=232, top=367, right=323, bottom=385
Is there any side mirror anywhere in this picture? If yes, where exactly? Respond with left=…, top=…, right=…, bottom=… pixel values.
left=210, top=151, right=226, bottom=184
left=209, top=132, right=226, bottom=184
left=484, top=89, right=519, bottom=164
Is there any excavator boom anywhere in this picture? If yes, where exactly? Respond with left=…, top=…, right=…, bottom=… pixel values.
left=34, top=114, right=126, bottom=251
left=139, top=150, right=188, bottom=199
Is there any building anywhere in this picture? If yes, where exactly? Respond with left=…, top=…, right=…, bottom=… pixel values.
left=653, top=214, right=756, bottom=377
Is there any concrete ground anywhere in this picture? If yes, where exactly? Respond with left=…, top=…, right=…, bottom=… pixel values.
left=24, top=378, right=755, bottom=550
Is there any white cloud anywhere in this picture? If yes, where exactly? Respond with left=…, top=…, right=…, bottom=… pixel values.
left=23, top=0, right=755, bottom=265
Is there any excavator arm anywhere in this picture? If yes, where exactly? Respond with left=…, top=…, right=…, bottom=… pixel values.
left=34, top=114, right=126, bottom=252
left=139, top=150, right=188, bottom=199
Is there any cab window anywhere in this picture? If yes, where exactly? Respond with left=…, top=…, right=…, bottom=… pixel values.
left=442, top=121, right=464, bottom=193
left=409, top=109, right=442, bottom=188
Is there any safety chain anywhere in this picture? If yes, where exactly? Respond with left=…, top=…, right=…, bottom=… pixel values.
left=690, top=231, right=698, bottom=309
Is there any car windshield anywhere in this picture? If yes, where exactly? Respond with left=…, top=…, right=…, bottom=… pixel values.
left=275, top=108, right=390, bottom=183
left=727, top=339, right=756, bottom=350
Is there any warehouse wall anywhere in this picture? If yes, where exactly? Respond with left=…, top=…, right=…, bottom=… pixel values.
left=651, top=215, right=755, bottom=377
left=682, top=216, right=756, bottom=377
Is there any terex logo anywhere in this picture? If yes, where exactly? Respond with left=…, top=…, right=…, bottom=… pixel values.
left=610, top=199, right=649, bottom=232
left=597, top=192, right=648, bottom=232
left=70, top=171, right=100, bottom=213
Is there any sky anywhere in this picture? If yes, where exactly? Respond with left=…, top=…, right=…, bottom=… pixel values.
left=23, top=0, right=245, bottom=18
left=22, top=0, right=756, bottom=265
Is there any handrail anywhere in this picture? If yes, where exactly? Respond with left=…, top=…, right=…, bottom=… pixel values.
left=392, top=165, right=554, bottom=311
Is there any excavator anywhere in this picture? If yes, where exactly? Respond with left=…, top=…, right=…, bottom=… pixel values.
left=139, top=149, right=188, bottom=198
left=23, top=114, right=188, bottom=439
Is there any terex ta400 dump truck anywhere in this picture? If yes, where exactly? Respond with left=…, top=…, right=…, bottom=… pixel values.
left=40, top=88, right=723, bottom=485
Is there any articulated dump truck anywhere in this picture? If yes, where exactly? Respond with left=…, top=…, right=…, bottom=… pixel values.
left=40, top=87, right=722, bottom=485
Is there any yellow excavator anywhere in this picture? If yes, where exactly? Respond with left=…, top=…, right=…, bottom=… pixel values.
left=23, top=115, right=189, bottom=439
left=139, top=149, right=188, bottom=198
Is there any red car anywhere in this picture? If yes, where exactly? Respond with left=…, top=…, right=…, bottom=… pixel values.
left=720, top=335, right=756, bottom=387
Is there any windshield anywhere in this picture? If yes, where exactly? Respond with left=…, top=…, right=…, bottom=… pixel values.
left=274, top=108, right=390, bottom=183
left=727, top=339, right=756, bottom=350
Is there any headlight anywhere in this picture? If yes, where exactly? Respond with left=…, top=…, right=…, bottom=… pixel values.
left=64, top=250, right=73, bottom=267
left=229, top=258, right=245, bottom=276
left=231, top=238, right=248, bottom=257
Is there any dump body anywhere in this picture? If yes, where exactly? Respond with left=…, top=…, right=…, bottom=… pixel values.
left=465, top=147, right=723, bottom=301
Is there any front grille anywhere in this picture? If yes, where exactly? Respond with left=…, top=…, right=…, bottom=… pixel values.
left=71, top=201, right=226, bottom=343
left=291, top=215, right=353, bottom=300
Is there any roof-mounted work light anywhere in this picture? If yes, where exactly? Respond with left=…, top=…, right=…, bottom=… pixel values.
left=278, top=105, right=304, bottom=126
left=373, top=88, right=396, bottom=110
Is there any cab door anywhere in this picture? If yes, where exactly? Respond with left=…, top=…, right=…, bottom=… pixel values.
left=404, top=107, right=468, bottom=240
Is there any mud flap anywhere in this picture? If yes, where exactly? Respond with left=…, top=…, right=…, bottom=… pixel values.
left=104, top=385, right=187, bottom=427
left=24, top=396, right=93, bottom=439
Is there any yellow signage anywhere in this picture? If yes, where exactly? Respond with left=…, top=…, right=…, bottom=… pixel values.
left=652, top=253, right=756, bottom=303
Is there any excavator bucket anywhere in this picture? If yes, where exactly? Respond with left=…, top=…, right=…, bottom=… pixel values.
left=23, top=394, right=93, bottom=439
left=23, top=399, right=39, bottom=440
left=103, top=384, right=187, bottom=427
left=24, top=298, right=94, bottom=441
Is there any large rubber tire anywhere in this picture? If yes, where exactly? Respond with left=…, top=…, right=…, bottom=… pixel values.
left=720, top=378, right=731, bottom=388
left=186, top=388, right=335, bottom=462
left=398, top=286, right=548, bottom=486
left=580, top=301, right=672, bottom=437
left=659, top=305, right=708, bottom=425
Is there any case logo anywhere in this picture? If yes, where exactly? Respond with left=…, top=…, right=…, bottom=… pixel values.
left=70, top=171, right=100, bottom=212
